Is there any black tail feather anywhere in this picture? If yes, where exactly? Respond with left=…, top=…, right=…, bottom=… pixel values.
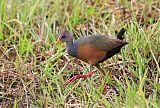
left=117, top=28, right=126, bottom=40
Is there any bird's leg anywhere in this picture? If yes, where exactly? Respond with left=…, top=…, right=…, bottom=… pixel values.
left=97, top=64, right=113, bottom=81
left=63, top=66, right=93, bottom=86
left=96, top=64, right=107, bottom=95
left=97, top=65, right=120, bottom=96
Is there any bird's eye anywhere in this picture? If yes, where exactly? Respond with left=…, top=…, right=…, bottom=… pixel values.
left=61, top=35, right=66, bottom=39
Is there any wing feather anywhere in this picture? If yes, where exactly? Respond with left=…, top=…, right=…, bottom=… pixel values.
left=75, top=35, right=126, bottom=52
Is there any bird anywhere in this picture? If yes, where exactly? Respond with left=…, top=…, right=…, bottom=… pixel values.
left=57, top=28, right=127, bottom=95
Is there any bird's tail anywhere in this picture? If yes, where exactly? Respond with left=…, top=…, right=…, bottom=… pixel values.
left=116, top=28, right=126, bottom=40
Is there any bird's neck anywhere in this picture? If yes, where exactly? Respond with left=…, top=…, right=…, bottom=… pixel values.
left=66, top=40, right=77, bottom=57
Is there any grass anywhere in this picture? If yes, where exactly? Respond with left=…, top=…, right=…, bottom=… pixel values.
left=0, top=0, right=160, bottom=107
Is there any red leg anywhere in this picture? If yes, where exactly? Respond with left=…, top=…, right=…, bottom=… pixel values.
left=96, top=64, right=107, bottom=95
left=97, top=66, right=105, bottom=75
left=103, top=82, right=107, bottom=95
left=63, top=66, right=93, bottom=86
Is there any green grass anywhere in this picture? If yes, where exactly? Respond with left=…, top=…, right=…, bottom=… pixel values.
left=0, top=0, right=160, bottom=107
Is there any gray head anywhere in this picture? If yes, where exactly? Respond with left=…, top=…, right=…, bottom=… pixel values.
left=58, top=30, right=73, bottom=43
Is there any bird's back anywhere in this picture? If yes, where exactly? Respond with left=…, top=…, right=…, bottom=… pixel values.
left=75, top=35, right=126, bottom=52
left=74, top=35, right=127, bottom=65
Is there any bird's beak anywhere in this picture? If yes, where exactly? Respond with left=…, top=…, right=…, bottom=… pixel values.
left=56, top=38, right=62, bottom=44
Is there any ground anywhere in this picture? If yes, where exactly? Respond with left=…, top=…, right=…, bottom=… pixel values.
left=0, top=0, right=160, bottom=107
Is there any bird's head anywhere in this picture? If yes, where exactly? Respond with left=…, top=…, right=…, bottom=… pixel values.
left=57, top=30, right=73, bottom=44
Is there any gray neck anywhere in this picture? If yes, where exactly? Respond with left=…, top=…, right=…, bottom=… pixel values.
left=66, top=40, right=77, bottom=57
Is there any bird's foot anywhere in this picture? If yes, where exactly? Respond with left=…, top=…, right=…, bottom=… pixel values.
left=63, top=72, right=93, bottom=86
left=63, top=76, right=77, bottom=86
left=103, top=84, right=107, bottom=95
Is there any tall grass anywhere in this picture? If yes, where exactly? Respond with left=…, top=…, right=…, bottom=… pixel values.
left=0, top=0, right=159, bottom=107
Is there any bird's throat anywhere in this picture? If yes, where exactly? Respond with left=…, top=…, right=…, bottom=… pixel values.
left=66, top=41, right=77, bottom=57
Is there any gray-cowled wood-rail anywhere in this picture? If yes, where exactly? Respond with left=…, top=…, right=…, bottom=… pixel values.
left=57, top=28, right=127, bottom=95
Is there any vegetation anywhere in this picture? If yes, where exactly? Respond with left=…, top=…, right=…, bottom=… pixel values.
left=0, top=0, right=159, bottom=107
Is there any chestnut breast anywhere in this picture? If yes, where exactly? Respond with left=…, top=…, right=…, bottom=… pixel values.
left=77, top=44, right=106, bottom=65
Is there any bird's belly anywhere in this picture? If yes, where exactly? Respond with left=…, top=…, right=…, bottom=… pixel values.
left=77, top=44, right=106, bottom=65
